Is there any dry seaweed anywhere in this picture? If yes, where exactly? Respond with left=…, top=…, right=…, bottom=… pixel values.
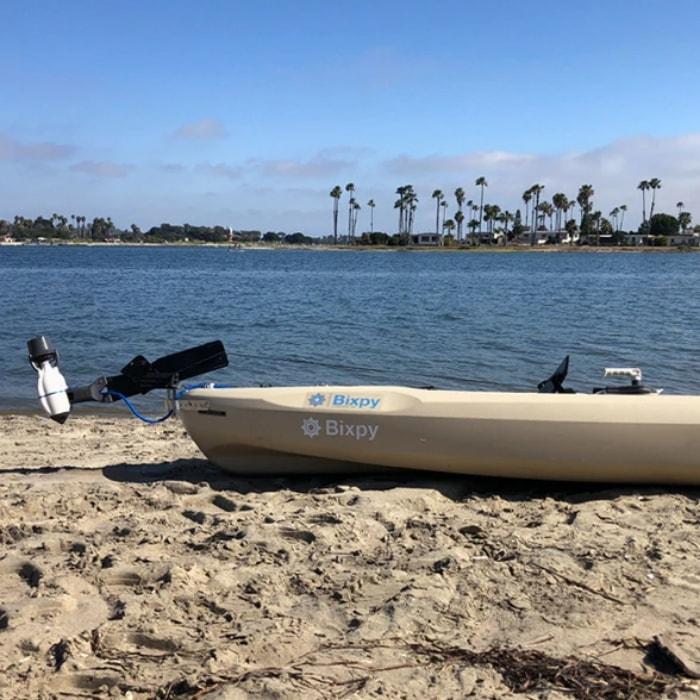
left=153, top=640, right=679, bottom=699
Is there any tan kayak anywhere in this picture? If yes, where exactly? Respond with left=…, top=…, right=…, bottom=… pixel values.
left=177, top=385, right=700, bottom=484
left=26, top=336, right=699, bottom=485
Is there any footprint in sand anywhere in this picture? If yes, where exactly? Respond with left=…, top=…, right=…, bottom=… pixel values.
left=279, top=527, right=317, bottom=544
left=101, top=567, right=171, bottom=590
left=51, top=672, right=121, bottom=693
left=0, top=560, right=44, bottom=589
left=101, top=630, right=179, bottom=655
left=100, top=568, right=145, bottom=587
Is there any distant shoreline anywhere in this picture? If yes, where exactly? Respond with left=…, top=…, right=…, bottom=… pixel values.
left=1, top=241, right=696, bottom=253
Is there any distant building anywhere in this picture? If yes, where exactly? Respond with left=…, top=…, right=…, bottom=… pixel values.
left=668, top=232, right=699, bottom=246
left=412, top=233, right=439, bottom=246
left=625, top=232, right=699, bottom=246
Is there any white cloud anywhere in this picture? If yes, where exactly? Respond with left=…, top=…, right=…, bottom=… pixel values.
left=70, top=160, right=135, bottom=177
left=196, top=162, right=242, bottom=179
left=0, top=133, right=75, bottom=161
left=248, top=155, right=354, bottom=178
left=381, top=133, right=700, bottom=228
left=172, top=118, right=227, bottom=141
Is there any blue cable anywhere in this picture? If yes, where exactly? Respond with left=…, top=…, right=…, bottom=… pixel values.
left=102, top=383, right=235, bottom=425
left=102, top=389, right=174, bottom=424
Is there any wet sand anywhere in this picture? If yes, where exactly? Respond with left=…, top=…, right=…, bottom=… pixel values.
left=1, top=413, right=699, bottom=698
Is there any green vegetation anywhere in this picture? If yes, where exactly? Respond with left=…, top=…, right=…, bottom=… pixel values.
left=0, top=217, right=314, bottom=245
left=649, top=213, right=679, bottom=238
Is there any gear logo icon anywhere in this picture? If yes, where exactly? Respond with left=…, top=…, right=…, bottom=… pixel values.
left=308, top=393, right=326, bottom=407
left=301, top=417, right=322, bottom=439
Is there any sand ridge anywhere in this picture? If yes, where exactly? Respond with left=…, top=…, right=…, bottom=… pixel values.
left=0, top=413, right=699, bottom=698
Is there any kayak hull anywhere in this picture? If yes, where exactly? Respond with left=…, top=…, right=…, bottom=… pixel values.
left=177, top=386, right=700, bottom=484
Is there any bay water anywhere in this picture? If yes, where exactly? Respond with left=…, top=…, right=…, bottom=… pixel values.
left=2, top=246, right=699, bottom=412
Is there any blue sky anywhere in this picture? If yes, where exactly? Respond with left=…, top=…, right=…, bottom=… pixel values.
left=2, top=0, right=699, bottom=234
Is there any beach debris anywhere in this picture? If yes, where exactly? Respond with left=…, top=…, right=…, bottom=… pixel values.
left=211, top=494, right=237, bottom=512
left=163, top=481, right=200, bottom=496
left=182, top=510, right=208, bottom=525
left=18, top=561, right=43, bottom=589
left=49, top=638, right=70, bottom=671
left=529, top=561, right=626, bottom=605
left=308, top=641, right=677, bottom=699
left=149, top=640, right=678, bottom=699
left=645, top=634, right=700, bottom=679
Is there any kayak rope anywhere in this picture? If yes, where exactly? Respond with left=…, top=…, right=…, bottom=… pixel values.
left=101, top=383, right=235, bottom=425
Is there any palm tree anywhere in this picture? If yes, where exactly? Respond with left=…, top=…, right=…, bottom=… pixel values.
left=454, top=187, right=465, bottom=242
left=483, top=204, right=493, bottom=239
left=440, top=200, right=448, bottom=243
left=528, top=185, right=544, bottom=245
left=345, top=183, right=355, bottom=240
left=330, top=186, right=342, bottom=244
left=677, top=201, right=684, bottom=217
left=638, top=180, right=650, bottom=223
left=454, top=211, right=465, bottom=244
left=522, top=189, right=532, bottom=229
left=500, top=211, right=514, bottom=245
left=540, top=201, right=554, bottom=232
left=432, top=189, right=444, bottom=240
left=409, top=202, right=417, bottom=236
left=552, top=193, right=568, bottom=233
left=482, top=204, right=501, bottom=239
left=405, top=186, right=418, bottom=237
left=465, top=200, right=474, bottom=243
left=395, top=186, right=406, bottom=236
left=367, top=199, right=375, bottom=234
left=648, top=178, right=661, bottom=220
left=679, top=211, right=692, bottom=232
left=395, top=185, right=416, bottom=242
left=348, top=197, right=357, bottom=241
left=576, top=184, right=594, bottom=238
left=443, top=218, right=455, bottom=245
left=609, top=207, right=620, bottom=234
left=619, top=204, right=627, bottom=233
left=352, top=201, right=361, bottom=240
left=475, top=176, right=488, bottom=235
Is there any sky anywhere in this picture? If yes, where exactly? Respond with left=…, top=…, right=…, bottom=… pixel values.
left=2, top=0, right=699, bottom=235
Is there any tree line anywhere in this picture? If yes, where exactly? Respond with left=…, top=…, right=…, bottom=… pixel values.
left=329, top=178, right=697, bottom=245
left=0, top=216, right=316, bottom=245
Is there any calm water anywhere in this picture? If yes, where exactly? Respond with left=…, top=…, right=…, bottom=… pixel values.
left=2, top=246, right=700, bottom=411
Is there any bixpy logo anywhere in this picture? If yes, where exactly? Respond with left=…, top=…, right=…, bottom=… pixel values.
left=301, top=417, right=379, bottom=441
left=307, top=392, right=381, bottom=410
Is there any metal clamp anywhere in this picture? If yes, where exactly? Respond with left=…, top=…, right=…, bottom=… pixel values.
left=604, top=368, right=642, bottom=384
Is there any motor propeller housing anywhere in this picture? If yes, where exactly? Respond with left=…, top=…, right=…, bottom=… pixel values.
left=27, top=336, right=71, bottom=423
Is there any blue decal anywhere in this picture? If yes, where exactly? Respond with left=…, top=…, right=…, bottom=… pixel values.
left=308, top=392, right=327, bottom=407
left=332, top=394, right=381, bottom=409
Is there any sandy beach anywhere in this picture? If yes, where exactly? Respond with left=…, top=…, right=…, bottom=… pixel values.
left=1, top=413, right=700, bottom=698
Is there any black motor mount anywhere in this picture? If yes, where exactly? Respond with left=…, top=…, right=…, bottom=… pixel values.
left=67, top=340, right=229, bottom=405
left=537, top=355, right=575, bottom=394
